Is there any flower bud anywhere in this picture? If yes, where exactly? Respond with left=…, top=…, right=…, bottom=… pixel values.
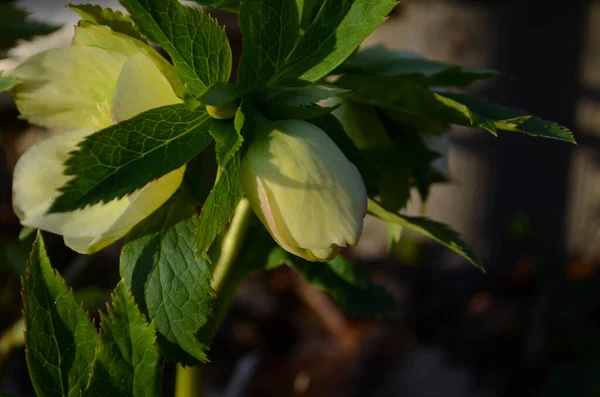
left=241, top=119, right=367, bottom=261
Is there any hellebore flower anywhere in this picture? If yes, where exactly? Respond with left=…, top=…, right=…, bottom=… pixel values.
left=241, top=119, right=367, bottom=262
left=10, top=24, right=184, bottom=253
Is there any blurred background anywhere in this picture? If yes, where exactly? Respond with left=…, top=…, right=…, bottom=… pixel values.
left=1, top=0, right=599, bottom=396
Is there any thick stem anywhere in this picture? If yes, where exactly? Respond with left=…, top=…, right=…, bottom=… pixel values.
left=174, top=364, right=203, bottom=397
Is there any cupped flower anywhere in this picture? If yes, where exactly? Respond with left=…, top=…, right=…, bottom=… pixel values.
left=241, top=119, right=367, bottom=262
left=11, top=24, right=183, bottom=253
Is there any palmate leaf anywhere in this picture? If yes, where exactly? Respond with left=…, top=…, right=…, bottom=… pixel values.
left=49, top=104, right=212, bottom=213
left=238, top=0, right=396, bottom=90
left=367, top=199, right=484, bottom=271
left=338, top=45, right=500, bottom=87
left=269, top=247, right=399, bottom=318
left=67, top=3, right=144, bottom=41
left=120, top=0, right=232, bottom=96
left=22, top=234, right=98, bottom=397
left=86, top=281, right=161, bottom=397
left=121, top=193, right=214, bottom=363
left=336, top=74, right=575, bottom=143
left=209, top=118, right=243, bottom=167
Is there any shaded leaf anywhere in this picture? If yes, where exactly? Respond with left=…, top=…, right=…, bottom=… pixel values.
left=50, top=104, right=212, bottom=213
left=196, top=154, right=244, bottom=253
left=209, top=119, right=243, bottom=168
left=86, top=281, right=161, bottom=397
left=367, top=199, right=484, bottom=270
left=121, top=194, right=214, bottom=363
left=22, top=233, right=98, bottom=397
left=198, top=82, right=240, bottom=106
left=68, top=3, right=144, bottom=41
left=121, top=0, right=232, bottom=96
left=266, top=85, right=349, bottom=106
left=192, top=0, right=241, bottom=13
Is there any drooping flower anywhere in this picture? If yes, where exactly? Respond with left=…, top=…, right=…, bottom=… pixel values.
left=241, top=118, right=367, bottom=262
left=10, top=23, right=184, bottom=253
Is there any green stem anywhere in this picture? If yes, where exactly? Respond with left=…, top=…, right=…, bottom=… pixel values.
left=173, top=198, right=254, bottom=397
left=174, top=364, right=203, bottom=397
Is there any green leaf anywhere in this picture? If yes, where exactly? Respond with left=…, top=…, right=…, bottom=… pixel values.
left=68, top=3, right=144, bottom=41
left=209, top=119, right=243, bottom=168
left=337, top=74, right=576, bottom=143
left=121, top=0, right=232, bottom=96
left=263, top=103, right=340, bottom=120
left=311, top=114, right=381, bottom=195
left=0, top=1, right=59, bottom=57
left=196, top=154, right=244, bottom=253
left=367, top=198, right=484, bottom=270
left=440, top=92, right=576, bottom=143
left=22, top=233, right=99, bottom=397
left=338, top=45, right=500, bottom=87
left=198, top=82, right=240, bottom=106
left=266, top=85, right=349, bottom=106
left=49, top=104, right=212, bottom=213
left=86, top=281, right=161, bottom=397
left=271, top=247, right=399, bottom=318
left=0, top=73, right=20, bottom=92
left=192, top=0, right=241, bottom=13
left=272, top=0, right=397, bottom=85
left=121, top=194, right=214, bottom=363
left=237, top=0, right=300, bottom=91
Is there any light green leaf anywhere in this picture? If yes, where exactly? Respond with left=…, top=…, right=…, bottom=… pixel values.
left=68, top=3, right=144, bottom=41
left=272, top=0, right=397, bottom=85
left=367, top=198, right=484, bottom=270
left=238, top=0, right=300, bottom=91
left=86, top=281, right=161, bottom=397
left=22, top=233, right=98, bottom=397
left=271, top=247, right=399, bottom=318
left=0, top=73, right=20, bottom=92
left=49, top=104, right=212, bottom=213
left=337, top=74, right=576, bottom=142
left=196, top=154, right=244, bottom=253
left=338, top=45, right=500, bottom=87
left=120, top=0, right=232, bottom=96
left=121, top=194, right=214, bottom=363
left=209, top=119, right=243, bottom=168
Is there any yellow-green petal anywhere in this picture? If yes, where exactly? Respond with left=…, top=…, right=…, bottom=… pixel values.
left=12, top=46, right=127, bottom=130
left=12, top=130, right=184, bottom=254
left=73, top=23, right=184, bottom=98
left=112, top=52, right=181, bottom=122
left=241, top=119, right=367, bottom=262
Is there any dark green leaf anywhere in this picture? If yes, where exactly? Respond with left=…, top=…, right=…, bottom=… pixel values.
left=338, top=45, right=500, bottom=87
left=86, top=281, right=161, bottom=397
left=263, top=103, right=339, bottom=120
left=196, top=154, right=244, bottom=253
left=0, top=74, right=20, bottom=92
left=50, top=104, right=212, bottom=213
left=121, top=194, right=214, bottom=363
left=337, top=74, right=576, bottom=142
left=198, top=82, right=240, bottom=106
left=311, top=114, right=381, bottom=195
left=192, top=0, right=240, bottom=13
left=0, top=1, right=59, bottom=57
left=0, top=234, right=33, bottom=277
left=238, top=0, right=300, bottom=91
left=121, top=0, right=232, bottom=96
left=271, top=0, right=397, bottom=86
left=209, top=119, right=243, bottom=167
left=367, top=198, right=484, bottom=270
left=22, top=233, right=98, bottom=397
left=271, top=247, right=399, bottom=318
left=67, top=3, right=144, bottom=41
left=440, top=92, right=576, bottom=142
left=266, top=85, right=349, bottom=106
